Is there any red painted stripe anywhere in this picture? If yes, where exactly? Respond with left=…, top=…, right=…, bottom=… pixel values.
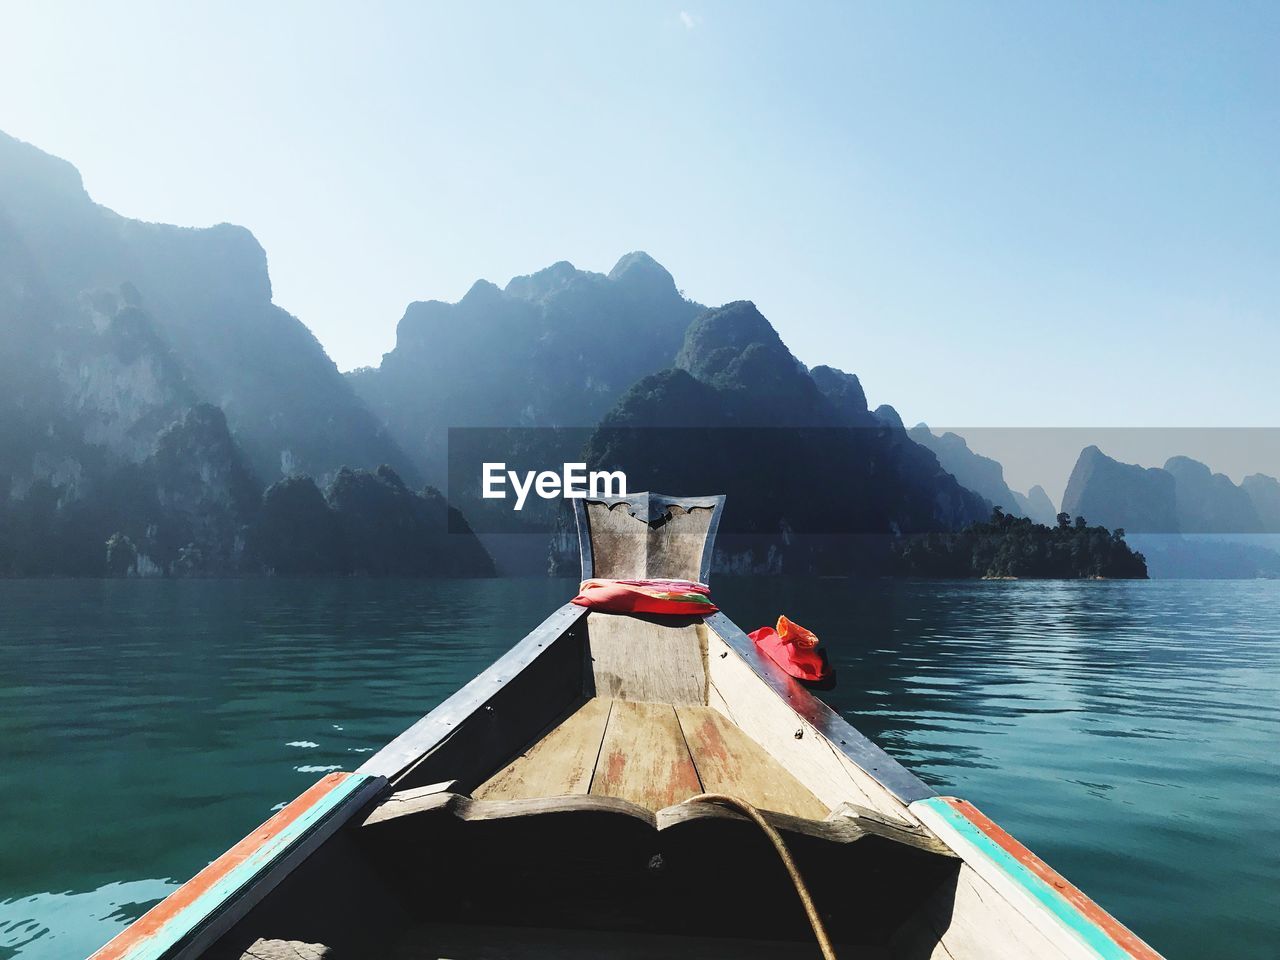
left=942, top=797, right=1162, bottom=960
left=89, top=772, right=352, bottom=960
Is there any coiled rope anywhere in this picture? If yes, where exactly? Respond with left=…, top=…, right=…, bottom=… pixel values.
left=683, top=792, right=838, bottom=960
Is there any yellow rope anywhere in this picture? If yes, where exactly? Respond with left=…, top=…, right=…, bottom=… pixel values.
left=683, top=792, right=838, bottom=960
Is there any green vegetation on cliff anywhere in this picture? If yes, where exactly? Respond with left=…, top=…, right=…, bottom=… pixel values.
left=253, top=467, right=494, bottom=578
left=563, top=301, right=991, bottom=576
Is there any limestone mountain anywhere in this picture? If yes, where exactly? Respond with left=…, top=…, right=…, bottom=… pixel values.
left=908, top=425, right=1025, bottom=516
left=0, top=130, right=412, bottom=485
left=1012, top=485, right=1058, bottom=526
left=349, top=252, right=703, bottom=483
left=871, top=404, right=906, bottom=431
left=1063, top=447, right=1278, bottom=536
left=1, top=130, right=1055, bottom=579
left=1061, top=446, right=1179, bottom=533
left=567, top=301, right=990, bottom=574
left=809, top=365, right=877, bottom=427
left=252, top=466, right=494, bottom=578
left=0, top=131, right=492, bottom=577
left=0, top=403, right=258, bottom=576
left=1060, top=447, right=1280, bottom=578
left=1163, top=456, right=1263, bottom=534
left=907, top=425, right=1057, bottom=525
left=1243, top=474, right=1280, bottom=531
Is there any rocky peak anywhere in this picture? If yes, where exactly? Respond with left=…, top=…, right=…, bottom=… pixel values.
left=908, top=423, right=1023, bottom=516
left=607, top=251, right=678, bottom=296
left=504, top=260, right=583, bottom=301
left=460, top=277, right=504, bottom=306
left=1242, top=474, right=1280, bottom=532
left=675, top=301, right=791, bottom=383
left=810, top=366, right=869, bottom=420
left=1015, top=484, right=1059, bottom=526
left=1163, top=455, right=1213, bottom=482
left=873, top=404, right=905, bottom=431
left=1164, top=455, right=1262, bottom=533
left=1061, top=446, right=1178, bottom=532
left=0, top=130, right=89, bottom=215
left=152, top=404, right=258, bottom=508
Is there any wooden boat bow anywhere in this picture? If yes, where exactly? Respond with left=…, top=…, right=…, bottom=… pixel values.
left=90, top=491, right=1166, bottom=960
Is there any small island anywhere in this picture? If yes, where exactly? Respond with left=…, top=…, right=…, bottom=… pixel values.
left=892, top=509, right=1148, bottom=579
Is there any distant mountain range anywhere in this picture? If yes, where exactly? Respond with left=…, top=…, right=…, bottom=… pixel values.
left=2, top=131, right=1010, bottom=577
left=5, top=129, right=1273, bottom=579
left=1061, top=446, right=1280, bottom=578
left=554, top=302, right=991, bottom=574
left=0, top=131, right=483, bottom=576
left=348, top=253, right=701, bottom=486
left=0, top=132, right=413, bottom=486
left=908, top=425, right=1058, bottom=525
left=1062, top=446, right=1280, bottom=534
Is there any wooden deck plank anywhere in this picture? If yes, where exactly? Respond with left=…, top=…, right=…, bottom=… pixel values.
left=473, top=698, right=613, bottom=801
left=675, top=704, right=830, bottom=820
left=590, top=700, right=703, bottom=809
left=587, top=612, right=706, bottom=705
left=240, top=941, right=331, bottom=960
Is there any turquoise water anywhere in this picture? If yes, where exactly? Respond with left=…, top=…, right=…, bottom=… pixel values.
left=0, top=578, right=1276, bottom=959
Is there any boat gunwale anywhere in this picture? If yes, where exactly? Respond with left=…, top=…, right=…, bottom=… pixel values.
left=704, top=611, right=936, bottom=806
left=88, top=771, right=386, bottom=960
left=912, top=797, right=1165, bottom=960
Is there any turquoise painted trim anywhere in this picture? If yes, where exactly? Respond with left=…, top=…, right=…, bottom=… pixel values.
left=913, top=797, right=1131, bottom=960
left=128, top=773, right=374, bottom=960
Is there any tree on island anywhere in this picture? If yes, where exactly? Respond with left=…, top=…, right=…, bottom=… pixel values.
left=893, top=508, right=1148, bottom=579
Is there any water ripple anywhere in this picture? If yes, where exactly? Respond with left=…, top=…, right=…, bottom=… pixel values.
left=0, top=578, right=1276, bottom=959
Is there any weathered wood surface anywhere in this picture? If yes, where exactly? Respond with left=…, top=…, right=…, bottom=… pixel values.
left=917, top=864, right=1076, bottom=960
left=583, top=501, right=715, bottom=582
left=361, top=787, right=947, bottom=852
left=823, top=802, right=950, bottom=854
left=644, top=504, right=715, bottom=582
left=587, top=613, right=707, bottom=705
left=673, top=704, right=830, bottom=820
left=704, top=625, right=915, bottom=823
left=360, top=780, right=457, bottom=827
left=590, top=700, right=704, bottom=809
left=240, top=941, right=330, bottom=960
left=705, top=611, right=935, bottom=808
left=583, top=500, right=648, bottom=579
left=473, top=697, right=612, bottom=800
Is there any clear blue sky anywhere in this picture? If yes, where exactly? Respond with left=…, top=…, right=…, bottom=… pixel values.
left=3, top=1, right=1277, bottom=440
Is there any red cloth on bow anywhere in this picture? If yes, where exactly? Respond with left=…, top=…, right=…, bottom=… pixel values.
left=571, top=579, right=719, bottom=616
left=749, top=615, right=832, bottom=683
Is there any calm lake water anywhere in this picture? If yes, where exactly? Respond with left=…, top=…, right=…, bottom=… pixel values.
left=0, top=578, right=1276, bottom=959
